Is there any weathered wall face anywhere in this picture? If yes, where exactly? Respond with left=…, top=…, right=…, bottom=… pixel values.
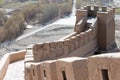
left=25, top=60, right=58, bottom=80
left=32, top=24, right=97, bottom=62
left=25, top=57, right=88, bottom=80
left=32, top=11, right=98, bottom=61
left=31, top=8, right=99, bottom=62
left=25, top=62, right=33, bottom=80
left=75, top=9, right=87, bottom=25
left=74, top=9, right=87, bottom=33
left=88, top=53, right=120, bottom=80
left=0, top=54, right=9, bottom=80
left=40, top=61, right=58, bottom=80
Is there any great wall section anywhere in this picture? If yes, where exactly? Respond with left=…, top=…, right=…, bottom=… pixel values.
left=0, top=5, right=120, bottom=80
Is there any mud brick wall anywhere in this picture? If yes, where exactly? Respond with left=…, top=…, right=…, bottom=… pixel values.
left=97, top=7, right=115, bottom=50
left=26, top=57, right=88, bottom=80
left=56, top=57, right=88, bottom=80
left=33, top=24, right=97, bottom=62
left=88, top=53, right=120, bottom=80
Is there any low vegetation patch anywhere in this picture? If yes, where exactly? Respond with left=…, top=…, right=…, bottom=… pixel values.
left=115, top=7, right=120, bottom=14
left=20, top=0, right=72, bottom=24
left=0, top=0, right=4, bottom=4
left=0, top=0, right=72, bottom=42
left=0, top=11, right=25, bottom=42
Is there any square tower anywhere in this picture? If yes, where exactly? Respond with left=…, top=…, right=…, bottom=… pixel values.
left=97, top=7, right=115, bottom=51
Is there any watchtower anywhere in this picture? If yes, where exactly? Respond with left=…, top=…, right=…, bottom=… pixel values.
left=97, top=7, right=115, bottom=51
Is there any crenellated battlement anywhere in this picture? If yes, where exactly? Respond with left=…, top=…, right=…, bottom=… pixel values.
left=24, top=6, right=116, bottom=80
left=32, top=24, right=97, bottom=62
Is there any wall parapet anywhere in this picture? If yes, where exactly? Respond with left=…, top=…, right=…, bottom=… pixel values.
left=25, top=57, right=88, bottom=80
left=74, top=18, right=86, bottom=33
left=0, top=50, right=26, bottom=80
left=25, top=6, right=114, bottom=80
left=33, top=19, right=98, bottom=61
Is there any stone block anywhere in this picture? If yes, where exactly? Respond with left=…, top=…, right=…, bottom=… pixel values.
left=74, top=36, right=79, bottom=49
left=76, top=9, right=87, bottom=25
left=49, top=42, right=58, bottom=58
left=102, top=6, right=107, bottom=12
left=86, top=6, right=91, bottom=11
left=80, top=32, right=85, bottom=46
left=94, top=6, right=99, bottom=11
left=40, top=60, right=57, bottom=80
left=88, top=53, right=120, bottom=80
left=93, top=6, right=99, bottom=16
left=86, top=29, right=92, bottom=41
left=84, top=31, right=89, bottom=44
left=71, top=36, right=79, bottom=49
left=70, top=36, right=76, bottom=46
left=76, top=34, right=81, bottom=47
left=25, top=63, right=33, bottom=80
left=9, top=50, right=26, bottom=63
left=43, top=42, right=50, bottom=59
left=91, top=28, right=95, bottom=39
left=110, top=58, right=120, bottom=80
left=69, top=38, right=75, bottom=52
left=63, top=39, right=70, bottom=55
left=33, top=43, right=44, bottom=62
left=88, top=29, right=92, bottom=40
left=57, top=41, right=64, bottom=56
left=31, top=63, right=42, bottom=80
left=56, top=57, right=88, bottom=80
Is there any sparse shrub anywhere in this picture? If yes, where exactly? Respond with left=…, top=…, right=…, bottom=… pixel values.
left=0, top=27, right=7, bottom=42
left=21, top=0, right=72, bottom=24
left=0, top=0, right=73, bottom=42
left=4, top=12, right=25, bottom=39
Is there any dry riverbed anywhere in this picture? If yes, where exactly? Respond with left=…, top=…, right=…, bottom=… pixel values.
left=0, top=24, right=74, bottom=59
